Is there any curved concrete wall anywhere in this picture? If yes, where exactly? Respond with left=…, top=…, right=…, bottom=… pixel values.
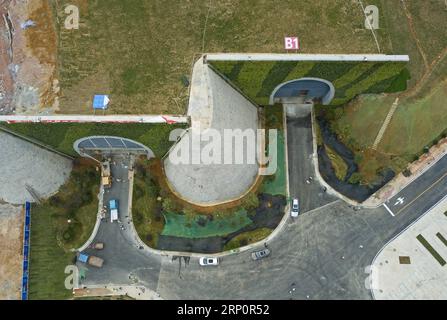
left=269, top=77, right=335, bottom=105
left=164, top=58, right=259, bottom=205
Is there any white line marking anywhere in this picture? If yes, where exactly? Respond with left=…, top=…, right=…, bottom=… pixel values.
left=0, top=115, right=188, bottom=123
left=383, top=203, right=395, bottom=217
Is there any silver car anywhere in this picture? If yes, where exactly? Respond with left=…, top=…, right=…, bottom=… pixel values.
left=251, top=248, right=271, bottom=261
left=291, top=198, right=300, bottom=218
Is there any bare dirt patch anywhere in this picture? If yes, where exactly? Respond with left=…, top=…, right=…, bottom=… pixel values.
left=0, top=203, right=23, bottom=300
left=0, top=0, right=58, bottom=114
left=0, top=0, right=14, bottom=113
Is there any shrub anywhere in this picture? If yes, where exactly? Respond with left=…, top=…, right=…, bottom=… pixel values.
left=197, top=217, right=207, bottom=227
left=183, top=208, right=197, bottom=223
left=241, top=193, right=259, bottom=211
left=134, top=184, right=144, bottom=199
left=402, top=169, right=412, bottom=177
left=133, top=210, right=143, bottom=225
left=49, top=195, right=63, bottom=207
left=354, top=154, right=364, bottom=164
left=348, top=172, right=362, bottom=185
left=162, top=197, right=178, bottom=212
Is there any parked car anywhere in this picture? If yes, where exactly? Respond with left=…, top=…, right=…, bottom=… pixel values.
left=291, top=198, right=300, bottom=218
left=251, top=248, right=271, bottom=261
left=199, top=257, right=219, bottom=266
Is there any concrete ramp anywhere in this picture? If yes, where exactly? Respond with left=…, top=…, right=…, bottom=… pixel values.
left=164, top=57, right=259, bottom=205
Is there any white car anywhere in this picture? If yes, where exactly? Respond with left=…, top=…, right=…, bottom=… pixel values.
left=291, top=198, right=300, bottom=218
left=199, top=257, right=219, bottom=266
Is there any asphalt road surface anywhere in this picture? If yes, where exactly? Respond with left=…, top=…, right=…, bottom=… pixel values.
left=285, top=105, right=336, bottom=212
left=385, top=155, right=447, bottom=218
left=79, top=154, right=162, bottom=291
left=79, top=107, right=447, bottom=300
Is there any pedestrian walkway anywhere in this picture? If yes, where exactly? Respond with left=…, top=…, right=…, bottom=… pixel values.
left=372, top=97, right=399, bottom=150
left=74, top=285, right=162, bottom=300
left=371, top=196, right=447, bottom=300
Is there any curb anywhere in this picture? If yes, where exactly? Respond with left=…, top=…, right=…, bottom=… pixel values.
left=76, top=184, right=104, bottom=252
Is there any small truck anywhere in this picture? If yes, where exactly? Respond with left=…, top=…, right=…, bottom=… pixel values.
left=109, top=199, right=119, bottom=223
left=101, top=161, right=112, bottom=188
left=88, top=242, right=104, bottom=250
left=78, top=253, right=104, bottom=268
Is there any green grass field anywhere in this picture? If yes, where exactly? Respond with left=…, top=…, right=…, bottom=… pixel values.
left=28, top=161, right=100, bottom=299
left=132, top=159, right=164, bottom=248
left=28, top=203, right=74, bottom=300
left=380, top=84, right=447, bottom=156
left=322, top=0, right=447, bottom=185
left=324, top=144, right=348, bottom=181
left=51, top=0, right=389, bottom=114
left=0, top=122, right=186, bottom=157
left=224, top=228, right=273, bottom=251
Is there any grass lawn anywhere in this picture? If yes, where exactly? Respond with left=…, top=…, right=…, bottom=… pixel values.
left=29, top=204, right=74, bottom=300
left=416, top=234, right=446, bottom=267
left=379, top=83, right=447, bottom=157
left=132, top=159, right=164, bottom=248
left=261, top=104, right=287, bottom=196
left=0, top=122, right=186, bottom=157
left=324, top=144, right=348, bottom=181
left=29, top=160, right=100, bottom=299
left=162, top=209, right=252, bottom=239
left=318, top=0, right=447, bottom=185
left=224, top=228, right=273, bottom=251
left=332, top=94, right=397, bottom=149
left=49, top=0, right=389, bottom=114
left=436, top=233, right=447, bottom=248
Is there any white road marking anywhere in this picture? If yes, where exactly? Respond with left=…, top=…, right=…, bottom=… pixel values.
left=383, top=203, right=395, bottom=217
left=394, top=197, right=405, bottom=206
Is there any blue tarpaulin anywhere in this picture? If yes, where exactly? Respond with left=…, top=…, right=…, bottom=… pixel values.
left=78, top=253, right=89, bottom=263
left=92, top=95, right=110, bottom=109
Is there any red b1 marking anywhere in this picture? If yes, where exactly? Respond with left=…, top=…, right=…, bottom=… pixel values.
left=284, top=37, right=299, bottom=50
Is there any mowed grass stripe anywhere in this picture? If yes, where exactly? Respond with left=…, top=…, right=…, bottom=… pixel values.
left=436, top=232, right=447, bottom=247
left=416, top=234, right=446, bottom=266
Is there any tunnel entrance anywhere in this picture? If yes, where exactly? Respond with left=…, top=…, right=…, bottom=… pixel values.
left=269, top=77, right=335, bottom=105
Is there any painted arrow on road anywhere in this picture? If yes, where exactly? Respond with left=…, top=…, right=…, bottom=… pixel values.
left=394, top=197, right=405, bottom=206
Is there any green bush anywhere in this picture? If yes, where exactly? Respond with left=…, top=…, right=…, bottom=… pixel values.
left=134, top=183, right=144, bottom=199
left=162, top=197, right=178, bottom=212
left=348, top=172, right=362, bottom=185
left=241, top=193, right=259, bottom=211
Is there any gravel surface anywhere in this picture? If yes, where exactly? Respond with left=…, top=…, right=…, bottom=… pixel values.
left=0, top=203, right=22, bottom=300
left=0, top=131, right=72, bottom=204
